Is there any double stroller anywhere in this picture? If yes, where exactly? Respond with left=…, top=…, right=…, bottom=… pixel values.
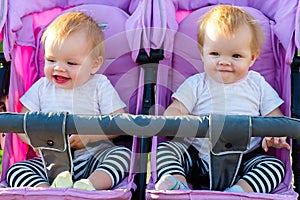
left=0, top=0, right=300, bottom=199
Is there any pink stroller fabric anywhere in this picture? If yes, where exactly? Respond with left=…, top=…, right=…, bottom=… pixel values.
left=147, top=0, right=299, bottom=199
left=0, top=1, right=148, bottom=199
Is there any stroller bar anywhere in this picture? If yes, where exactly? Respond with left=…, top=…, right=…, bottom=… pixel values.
left=0, top=112, right=300, bottom=139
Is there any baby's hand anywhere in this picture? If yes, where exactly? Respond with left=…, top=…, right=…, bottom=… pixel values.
left=261, top=137, right=291, bottom=152
left=33, top=147, right=40, bottom=155
left=69, top=135, right=87, bottom=150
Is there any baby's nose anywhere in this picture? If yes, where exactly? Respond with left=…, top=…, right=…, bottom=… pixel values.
left=54, top=63, right=66, bottom=71
left=218, top=57, right=231, bottom=65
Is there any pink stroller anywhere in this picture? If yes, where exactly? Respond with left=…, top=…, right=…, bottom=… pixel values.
left=147, top=0, right=300, bottom=199
left=0, top=0, right=149, bottom=199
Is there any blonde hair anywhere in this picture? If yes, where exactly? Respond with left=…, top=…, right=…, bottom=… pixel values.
left=197, top=5, right=264, bottom=57
left=41, top=11, right=105, bottom=59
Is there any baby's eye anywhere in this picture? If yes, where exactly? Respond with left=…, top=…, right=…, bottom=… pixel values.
left=209, top=52, right=219, bottom=56
left=67, top=62, right=79, bottom=66
left=45, top=58, right=55, bottom=63
left=232, top=54, right=241, bottom=58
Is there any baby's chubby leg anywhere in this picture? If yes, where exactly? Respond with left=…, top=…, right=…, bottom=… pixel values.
left=74, top=146, right=131, bottom=190
left=74, top=170, right=111, bottom=190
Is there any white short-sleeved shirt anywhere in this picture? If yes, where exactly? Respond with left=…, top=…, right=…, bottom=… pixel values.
left=172, top=71, right=283, bottom=162
left=20, top=74, right=126, bottom=115
left=20, top=74, right=126, bottom=160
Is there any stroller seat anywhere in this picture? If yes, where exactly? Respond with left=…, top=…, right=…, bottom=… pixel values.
left=0, top=2, right=146, bottom=199
left=147, top=1, right=299, bottom=199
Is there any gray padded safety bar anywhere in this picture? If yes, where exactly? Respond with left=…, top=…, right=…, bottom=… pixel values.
left=1, top=112, right=300, bottom=139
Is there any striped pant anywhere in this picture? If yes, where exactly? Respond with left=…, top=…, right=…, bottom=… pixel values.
left=6, top=145, right=131, bottom=188
left=156, top=141, right=285, bottom=193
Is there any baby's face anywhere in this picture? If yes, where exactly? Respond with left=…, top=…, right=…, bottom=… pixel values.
left=201, top=23, right=256, bottom=84
left=43, top=29, right=102, bottom=89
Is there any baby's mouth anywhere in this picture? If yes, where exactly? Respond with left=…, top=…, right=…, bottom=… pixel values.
left=53, top=75, right=70, bottom=84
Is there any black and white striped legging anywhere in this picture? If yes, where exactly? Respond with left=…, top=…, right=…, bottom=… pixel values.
left=156, top=141, right=285, bottom=193
left=6, top=145, right=131, bottom=188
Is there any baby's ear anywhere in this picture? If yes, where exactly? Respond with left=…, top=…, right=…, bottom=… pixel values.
left=91, top=56, right=104, bottom=74
left=249, top=54, right=257, bottom=67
